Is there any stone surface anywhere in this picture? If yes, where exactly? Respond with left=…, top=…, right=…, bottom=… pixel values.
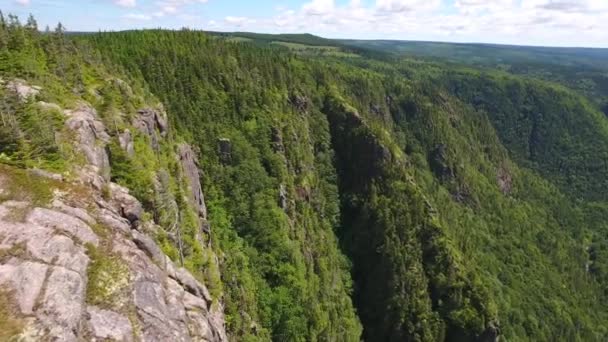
left=178, top=143, right=210, bottom=246
left=6, top=79, right=41, bottom=101
left=87, top=306, right=134, bottom=342
left=37, top=101, right=62, bottom=112
left=132, top=230, right=164, bottom=265
left=38, top=266, right=86, bottom=341
left=278, top=184, right=288, bottom=210
left=109, top=183, right=143, bottom=226
left=497, top=165, right=513, bottom=195
left=98, top=208, right=132, bottom=234
left=52, top=199, right=96, bottom=226
left=0, top=261, right=48, bottom=315
left=65, top=104, right=111, bottom=181
left=178, top=144, right=207, bottom=220
left=133, top=108, right=168, bottom=151
left=119, top=129, right=135, bottom=157
left=27, top=207, right=99, bottom=246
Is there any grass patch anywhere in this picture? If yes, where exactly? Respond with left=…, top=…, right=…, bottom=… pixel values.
left=85, top=243, right=130, bottom=310
left=0, top=164, right=59, bottom=206
left=0, top=243, right=27, bottom=263
left=0, top=289, right=24, bottom=341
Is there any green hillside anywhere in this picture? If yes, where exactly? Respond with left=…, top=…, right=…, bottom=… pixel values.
left=2, top=13, right=608, bottom=341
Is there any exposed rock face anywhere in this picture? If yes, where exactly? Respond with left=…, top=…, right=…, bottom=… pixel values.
left=108, top=182, right=143, bottom=227
left=0, top=99, right=227, bottom=341
left=6, top=79, right=41, bottom=101
left=0, top=175, right=227, bottom=342
left=65, top=104, right=111, bottom=181
left=278, top=184, right=288, bottom=210
left=178, top=143, right=210, bottom=244
left=1, top=187, right=227, bottom=342
left=87, top=306, right=134, bottom=341
left=133, top=108, right=168, bottom=151
left=497, top=165, right=513, bottom=195
left=119, top=129, right=135, bottom=157
left=178, top=144, right=207, bottom=221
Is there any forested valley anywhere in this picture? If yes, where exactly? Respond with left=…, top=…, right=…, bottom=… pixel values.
left=1, top=13, right=608, bottom=341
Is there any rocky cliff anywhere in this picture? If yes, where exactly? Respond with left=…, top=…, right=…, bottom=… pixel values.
left=0, top=79, right=227, bottom=342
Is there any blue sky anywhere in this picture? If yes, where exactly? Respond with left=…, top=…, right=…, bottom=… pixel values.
left=3, top=0, right=608, bottom=47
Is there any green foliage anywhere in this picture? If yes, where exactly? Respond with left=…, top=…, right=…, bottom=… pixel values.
left=4, top=14, right=608, bottom=342
left=0, top=164, right=58, bottom=206
left=85, top=243, right=130, bottom=309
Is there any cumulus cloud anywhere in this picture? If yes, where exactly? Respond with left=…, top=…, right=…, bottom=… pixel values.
left=104, top=0, right=608, bottom=47
left=302, top=0, right=335, bottom=15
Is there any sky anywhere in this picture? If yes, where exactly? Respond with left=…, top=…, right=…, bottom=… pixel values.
left=3, top=0, right=608, bottom=47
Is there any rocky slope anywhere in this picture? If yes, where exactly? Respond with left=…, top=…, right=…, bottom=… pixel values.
left=0, top=79, right=227, bottom=341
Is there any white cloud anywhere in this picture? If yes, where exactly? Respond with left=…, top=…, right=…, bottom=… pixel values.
left=144, top=0, right=606, bottom=47
left=15, top=0, right=31, bottom=5
left=302, top=0, right=335, bottom=15
left=115, top=0, right=136, bottom=8
left=225, top=16, right=256, bottom=27
left=376, top=0, right=441, bottom=13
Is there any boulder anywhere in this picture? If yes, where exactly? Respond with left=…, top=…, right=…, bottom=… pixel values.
left=36, top=101, right=62, bottom=112
left=6, top=79, right=41, bottom=101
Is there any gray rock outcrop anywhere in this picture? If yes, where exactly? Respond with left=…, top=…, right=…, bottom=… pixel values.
left=0, top=172, right=227, bottom=342
left=119, top=129, right=135, bottom=157
left=133, top=108, right=168, bottom=151
left=65, top=104, right=111, bottom=181
left=178, top=144, right=207, bottom=220
left=178, top=144, right=209, bottom=244
left=6, top=79, right=41, bottom=101
left=0, top=99, right=227, bottom=341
